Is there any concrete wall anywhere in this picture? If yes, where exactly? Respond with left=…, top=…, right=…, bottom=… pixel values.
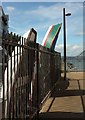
left=0, top=6, right=9, bottom=39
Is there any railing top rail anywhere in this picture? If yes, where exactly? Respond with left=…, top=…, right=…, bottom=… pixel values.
left=2, top=39, right=61, bottom=56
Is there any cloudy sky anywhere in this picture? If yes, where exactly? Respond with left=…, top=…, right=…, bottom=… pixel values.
left=1, top=1, right=84, bottom=56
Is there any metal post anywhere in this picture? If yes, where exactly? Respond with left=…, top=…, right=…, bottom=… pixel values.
left=63, top=8, right=66, bottom=80
left=36, top=43, right=39, bottom=119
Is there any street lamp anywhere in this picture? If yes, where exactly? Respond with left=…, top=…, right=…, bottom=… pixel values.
left=63, top=8, right=71, bottom=80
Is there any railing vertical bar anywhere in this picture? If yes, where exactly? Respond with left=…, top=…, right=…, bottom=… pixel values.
left=15, top=87, right=17, bottom=118
left=27, top=48, right=29, bottom=119
left=6, top=44, right=9, bottom=118
left=24, top=38, right=26, bottom=119
left=18, top=45, right=20, bottom=116
left=19, top=37, right=22, bottom=117
left=21, top=37, right=24, bottom=117
left=12, top=43, right=15, bottom=118
left=25, top=45, right=28, bottom=118
left=22, top=37, right=24, bottom=85
left=17, top=40, right=19, bottom=117
left=10, top=42, right=13, bottom=118
left=36, top=44, right=39, bottom=119
left=16, top=41, right=19, bottom=117
left=2, top=42, right=5, bottom=119
left=29, top=48, right=31, bottom=118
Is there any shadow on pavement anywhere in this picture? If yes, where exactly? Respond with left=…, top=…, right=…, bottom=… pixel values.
left=39, top=77, right=85, bottom=120
left=39, top=111, right=85, bottom=120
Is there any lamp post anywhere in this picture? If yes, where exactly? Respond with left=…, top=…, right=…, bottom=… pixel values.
left=63, top=8, right=71, bottom=80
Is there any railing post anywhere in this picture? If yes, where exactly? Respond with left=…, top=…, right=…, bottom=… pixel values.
left=2, top=42, right=5, bottom=119
left=63, top=8, right=66, bottom=81
left=36, top=43, right=39, bottom=119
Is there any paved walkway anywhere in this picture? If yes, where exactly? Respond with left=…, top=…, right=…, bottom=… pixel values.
left=39, top=72, right=85, bottom=119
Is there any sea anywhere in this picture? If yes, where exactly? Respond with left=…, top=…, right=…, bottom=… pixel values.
left=64, top=57, right=84, bottom=71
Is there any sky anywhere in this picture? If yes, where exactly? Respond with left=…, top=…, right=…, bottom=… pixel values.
left=0, top=0, right=85, bottom=2
left=0, top=1, right=84, bottom=56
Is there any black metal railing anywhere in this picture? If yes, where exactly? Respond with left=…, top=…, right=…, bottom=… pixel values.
left=1, top=37, right=61, bottom=119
